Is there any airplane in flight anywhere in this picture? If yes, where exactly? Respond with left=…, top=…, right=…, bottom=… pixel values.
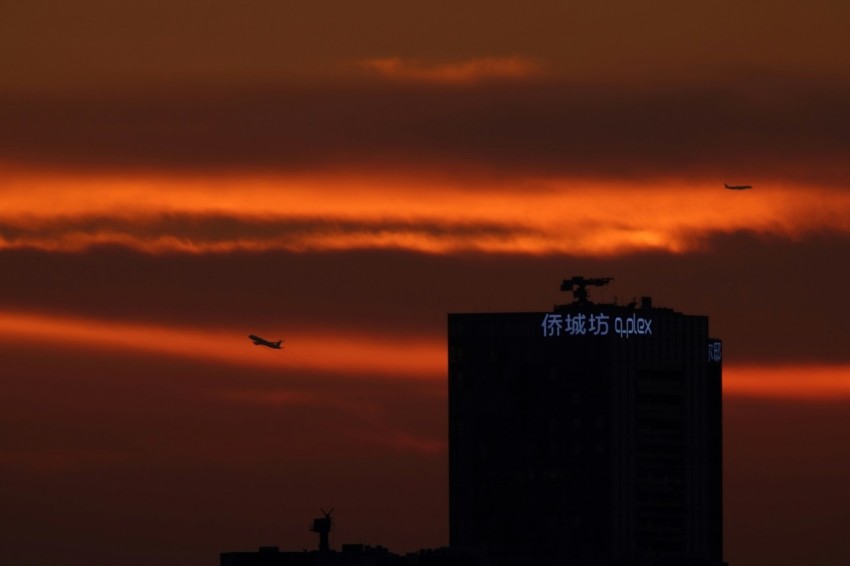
left=724, top=183, right=753, bottom=190
left=248, top=334, right=284, bottom=349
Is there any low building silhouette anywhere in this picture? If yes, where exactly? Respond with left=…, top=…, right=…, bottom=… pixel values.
left=221, top=509, right=480, bottom=566
left=221, top=544, right=479, bottom=566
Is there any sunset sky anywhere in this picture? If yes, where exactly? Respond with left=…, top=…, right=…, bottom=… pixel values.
left=3, top=2, right=850, bottom=564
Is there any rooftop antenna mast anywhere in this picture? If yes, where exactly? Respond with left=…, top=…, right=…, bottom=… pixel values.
left=560, top=276, right=614, bottom=305
left=310, top=508, right=334, bottom=552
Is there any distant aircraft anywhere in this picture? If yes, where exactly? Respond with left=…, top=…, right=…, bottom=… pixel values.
left=724, top=183, right=753, bottom=190
left=248, top=334, right=283, bottom=349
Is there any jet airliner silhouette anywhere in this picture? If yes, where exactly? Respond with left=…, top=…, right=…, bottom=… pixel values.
left=248, top=335, right=283, bottom=349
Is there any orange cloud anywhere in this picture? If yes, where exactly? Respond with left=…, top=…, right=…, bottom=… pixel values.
left=3, top=169, right=850, bottom=256
left=0, top=310, right=443, bottom=380
left=359, top=56, right=542, bottom=83
left=725, top=364, right=850, bottom=400
left=4, top=309, right=849, bottom=400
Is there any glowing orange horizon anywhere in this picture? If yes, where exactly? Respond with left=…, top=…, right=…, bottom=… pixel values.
left=2, top=169, right=849, bottom=256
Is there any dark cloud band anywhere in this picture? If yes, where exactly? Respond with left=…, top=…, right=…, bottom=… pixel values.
left=2, top=74, right=849, bottom=184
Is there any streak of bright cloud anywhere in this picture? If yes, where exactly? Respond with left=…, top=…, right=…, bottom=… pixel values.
left=724, top=364, right=850, bottom=400
left=2, top=170, right=849, bottom=256
left=359, top=56, right=542, bottom=83
left=4, top=310, right=850, bottom=399
left=0, top=310, right=443, bottom=380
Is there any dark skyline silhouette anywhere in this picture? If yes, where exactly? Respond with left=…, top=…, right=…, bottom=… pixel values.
left=4, top=2, right=850, bottom=565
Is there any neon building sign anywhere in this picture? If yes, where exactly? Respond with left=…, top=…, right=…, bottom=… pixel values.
left=542, top=312, right=653, bottom=339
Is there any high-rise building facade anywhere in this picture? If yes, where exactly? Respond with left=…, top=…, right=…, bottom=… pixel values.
left=448, top=279, right=725, bottom=565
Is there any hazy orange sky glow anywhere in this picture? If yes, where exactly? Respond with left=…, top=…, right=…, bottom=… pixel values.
left=4, top=308, right=849, bottom=400
left=0, top=310, right=444, bottom=379
left=4, top=1, right=850, bottom=565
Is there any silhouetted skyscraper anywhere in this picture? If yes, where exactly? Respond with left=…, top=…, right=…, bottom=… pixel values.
left=448, top=280, right=726, bottom=565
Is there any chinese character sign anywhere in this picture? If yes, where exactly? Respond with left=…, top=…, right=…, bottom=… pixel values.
left=541, top=313, right=563, bottom=337
left=588, top=313, right=609, bottom=335
left=542, top=312, right=652, bottom=339
left=708, top=341, right=722, bottom=362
